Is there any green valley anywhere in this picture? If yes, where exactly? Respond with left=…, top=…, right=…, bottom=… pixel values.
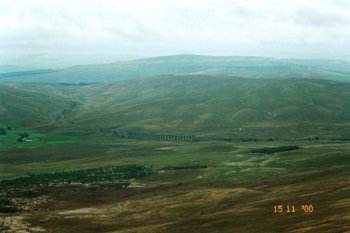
left=0, top=57, right=349, bottom=233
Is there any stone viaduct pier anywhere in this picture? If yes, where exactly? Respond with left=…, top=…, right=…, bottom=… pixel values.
left=126, top=132, right=194, bottom=142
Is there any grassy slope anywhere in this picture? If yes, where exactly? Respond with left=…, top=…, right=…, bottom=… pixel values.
left=43, top=76, right=350, bottom=139
left=0, top=82, right=74, bottom=127
left=1, top=76, right=350, bottom=139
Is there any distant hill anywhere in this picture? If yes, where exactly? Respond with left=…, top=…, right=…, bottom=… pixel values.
left=1, top=75, right=350, bottom=139
left=1, top=55, right=350, bottom=83
left=283, top=59, right=350, bottom=73
left=0, top=65, right=38, bottom=73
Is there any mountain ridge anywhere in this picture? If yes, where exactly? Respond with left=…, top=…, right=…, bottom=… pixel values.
left=1, top=55, right=350, bottom=83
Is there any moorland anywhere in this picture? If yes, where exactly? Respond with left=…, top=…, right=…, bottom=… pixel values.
left=0, top=55, right=349, bottom=233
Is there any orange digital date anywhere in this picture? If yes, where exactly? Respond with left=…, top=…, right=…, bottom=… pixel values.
left=273, top=204, right=314, bottom=213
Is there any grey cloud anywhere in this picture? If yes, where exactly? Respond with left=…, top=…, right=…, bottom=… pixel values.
left=1, top=0, right=350, bottom=67
left=294, top=9, right=349, bottom=27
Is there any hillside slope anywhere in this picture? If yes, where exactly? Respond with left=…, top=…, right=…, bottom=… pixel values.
left=1, top=76, right=350, bottom=139
left=0, top=83, right=74, bottom=127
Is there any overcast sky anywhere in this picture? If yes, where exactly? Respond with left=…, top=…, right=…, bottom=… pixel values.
left=1, top=0, right=350, bottom=67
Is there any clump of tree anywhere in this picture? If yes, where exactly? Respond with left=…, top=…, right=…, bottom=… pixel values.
left=161, top=164, right=207, bottom=170
left=241, top=137, right=258, bottom=142
left=251, top=146, right=300, bottom=154
left=0, top=128, right=6, bottom=135
left=332, top=137, right=350, bottom=141
left=0, top=164, right=151, bottom=213
left=16, top=132, right=29, bottom=142
left=307, top=136, right=320, bottom=141
left=0, top=165, right=150, bottom=190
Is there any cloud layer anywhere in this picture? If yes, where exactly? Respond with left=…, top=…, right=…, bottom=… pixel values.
left=1, top=0, right=349, bottom=67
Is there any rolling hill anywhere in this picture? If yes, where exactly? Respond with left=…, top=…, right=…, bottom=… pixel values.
left=1, top=55, right=350, bottom=83
left=1, top=75, right=350, bottom=139
left=0, top=65, right=38, bottom=73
